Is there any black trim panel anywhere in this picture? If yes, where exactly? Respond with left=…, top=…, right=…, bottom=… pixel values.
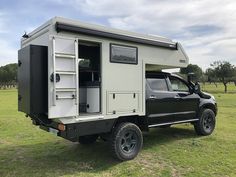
left=148, top=119, right=198, bottom=128
left=59, top=119, right=116, bottom=142
left=147, top=112, right=197, bottom=125
left=148, top=111, right=196, bottom=118
left=55, top=22, right=177, bottom=50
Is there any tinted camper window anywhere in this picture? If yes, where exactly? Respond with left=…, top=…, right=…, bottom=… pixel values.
left=110, top=44, right=137, bottom=64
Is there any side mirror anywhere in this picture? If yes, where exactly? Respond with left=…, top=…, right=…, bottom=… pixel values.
left=187, top=73, right=196, bottom=83
left=194, top=82, right=201, bottom=94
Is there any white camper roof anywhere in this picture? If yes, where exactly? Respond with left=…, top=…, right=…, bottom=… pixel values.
left=24, top=16, right=177, bottom=49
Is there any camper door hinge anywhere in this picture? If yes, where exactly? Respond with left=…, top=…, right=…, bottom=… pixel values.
left=18, top=60, right=22, bottom=67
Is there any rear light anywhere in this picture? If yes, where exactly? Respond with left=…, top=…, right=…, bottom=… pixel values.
left=58, top=123, right=66, bottom=131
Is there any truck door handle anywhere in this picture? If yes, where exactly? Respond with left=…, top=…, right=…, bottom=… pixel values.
left=149, top=95, right=157, bottom=99
left=174, top=95, right=181, bottom=99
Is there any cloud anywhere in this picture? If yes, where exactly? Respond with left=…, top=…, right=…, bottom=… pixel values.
left=74, top=0, right=141, bottom=17
left=0, top=11, right=8, bottom=33
left=0, top=11, right=17, bottom=65
left=0, top=39, right=17, bottom=65
left=0, top=0, right=235, bottom=70
left=71, top=0, right=236, bottom=70
left=184, top=25, right=222, bottom=36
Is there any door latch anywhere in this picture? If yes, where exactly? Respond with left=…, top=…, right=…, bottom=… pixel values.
left=149, top=95, right=156, bottom=99
left=174, top=95, right=181, bottom=99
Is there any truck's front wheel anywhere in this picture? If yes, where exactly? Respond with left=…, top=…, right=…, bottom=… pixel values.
left=111, top=122, right=143, bottom=161
left=194, top=109, right=216, bottom=136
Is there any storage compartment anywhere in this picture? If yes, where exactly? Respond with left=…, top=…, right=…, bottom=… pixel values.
left=107, top=92, right=140, bottom=114
left=18, top=45, right=48, bottom=115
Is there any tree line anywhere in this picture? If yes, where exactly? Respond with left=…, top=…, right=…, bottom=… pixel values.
left=0, top=61, right=235, bottom=92
left=0, top=63, right=17, bottom=89
left=180, top=61, right=236, bottom=93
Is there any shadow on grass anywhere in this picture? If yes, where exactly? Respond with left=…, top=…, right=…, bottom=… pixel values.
left=143, top=125, right=198, bottom=150
left=0, top=125, right=197, bottom=176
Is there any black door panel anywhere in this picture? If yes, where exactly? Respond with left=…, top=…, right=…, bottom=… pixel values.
left=146, top=75, right=200, bottom=126
left=146, top=93, right=199, bottom=125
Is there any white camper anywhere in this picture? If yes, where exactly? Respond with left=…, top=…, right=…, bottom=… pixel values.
left=18, top=17, right=217, bottom=161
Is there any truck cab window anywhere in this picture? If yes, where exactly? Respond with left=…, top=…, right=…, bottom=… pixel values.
left=169, top=76, right=189, bottom=92
left=147, top=78, right=168, bottom=91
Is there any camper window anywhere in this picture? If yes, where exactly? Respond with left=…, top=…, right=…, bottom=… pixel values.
left=110, top=44, right=137, bottom=64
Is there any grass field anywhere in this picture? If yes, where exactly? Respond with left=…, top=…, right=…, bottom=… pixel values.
left=0, top=84, right=236, bottom=177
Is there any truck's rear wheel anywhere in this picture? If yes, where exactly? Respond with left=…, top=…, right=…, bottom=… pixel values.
left=78, top=134, right=98, bottom=145
left=194, top=109, right=216, bottom=136
left=111, top=122, right=143, bottom=161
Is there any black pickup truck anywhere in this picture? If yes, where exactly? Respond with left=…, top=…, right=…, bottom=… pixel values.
left=107, top=72, right=217, bottom=161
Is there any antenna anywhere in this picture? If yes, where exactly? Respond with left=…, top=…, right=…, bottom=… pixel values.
left=22, top=31, right=29, bottom=38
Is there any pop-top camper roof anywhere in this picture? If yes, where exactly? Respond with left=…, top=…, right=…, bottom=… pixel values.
left=22, top=16, right=178, bottom=50
left=21, top=16, right=189, bottom=70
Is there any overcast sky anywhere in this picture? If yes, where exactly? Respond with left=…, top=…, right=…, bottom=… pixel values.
left=0, top=0, right=235, bottom=70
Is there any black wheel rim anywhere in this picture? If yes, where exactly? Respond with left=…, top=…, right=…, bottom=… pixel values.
left=203, top=113, right=214, bottom=132
left=120, top=130, right=138, bottom=154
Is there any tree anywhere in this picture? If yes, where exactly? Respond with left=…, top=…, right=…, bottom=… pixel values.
left=180, top=64, right=203, bottom=82
left=210, top=61, right=235, bottom=93
left=233, top=69, right=236, bottom=86
left=205, top=68, right=218, bottom=87
left=0, top=63, right=17, bottom=88
left=200, top=73, right=208, bottom=85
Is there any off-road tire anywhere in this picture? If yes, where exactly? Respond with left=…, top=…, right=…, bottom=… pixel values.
left=194, top=109, right=216, bottom=136
left=111, top=122, right=143, bottom=161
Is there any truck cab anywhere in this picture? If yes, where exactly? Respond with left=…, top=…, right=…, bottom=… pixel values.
left=145, top=72, right=217, bottom=128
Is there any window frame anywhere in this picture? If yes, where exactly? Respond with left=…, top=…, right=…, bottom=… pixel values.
left=110, top=43, right=138, bottom=65
left=167, top=76, right=190, bottom=93
left=146, top=75, right=170, bottom=92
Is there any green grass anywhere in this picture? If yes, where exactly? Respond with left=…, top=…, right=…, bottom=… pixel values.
left=0, top=84, right=236, bottom=177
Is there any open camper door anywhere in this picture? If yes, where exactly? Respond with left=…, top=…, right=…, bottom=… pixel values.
left=48, top=36, right=79, bottom=119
